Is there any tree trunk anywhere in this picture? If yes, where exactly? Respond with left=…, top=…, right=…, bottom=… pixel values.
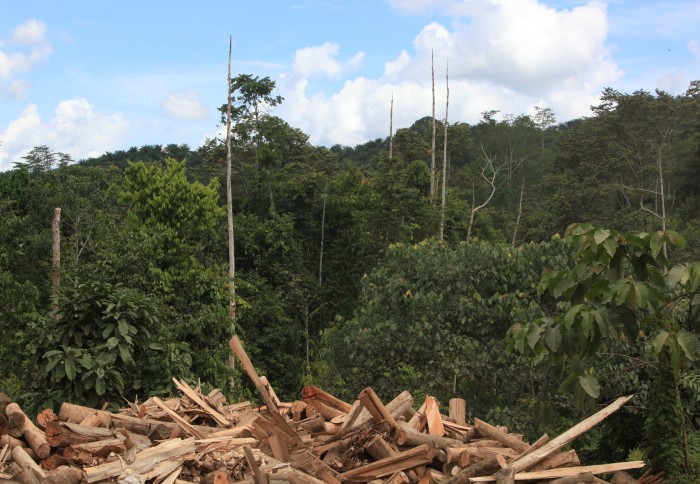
left=226, top=36, right=237, bottom=374
left=440, top=61, right=449, bottom=241
left=430, top=50, right=437, bottom=206
left=51, top=207, right=61, bottom=313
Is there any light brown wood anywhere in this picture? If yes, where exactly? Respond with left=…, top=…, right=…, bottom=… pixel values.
left=202, top=469, right=231, bottom=484
left=301, top=386, right=352, bottom=414
left=358, top=387, right=397, bottom=428
left=449, top=398, right=467, bottom=425
left=172, top=378, right=231, bottom=426
left=365, top=435, right=397, bottom=461
left=51, top=207, right=61, bottom=305
left=229, top=336, right=300, bottom=443
left=510, top=396, right=633, bottom=473
left=531, top=449, right=580, bottom=471
left=5, top=404, right=49, bottom=459
left=474, top=419, right=528, bottom=453
left=267, top=434, right=289, bottom=463
left=10, top=446, right=45, bottom=481
left=44, top=421, right=116, bottom=448
left=396, top=421, right=464, bottom=449
left=468, top=461, right=645, bottom=481
left=550, top=472, right=595, bottom=484
left=152, top=396, right=207, bottom=439
left=0, top=434, right=25, bottom=449
left=339, top=444, right=435, bottom=481
left=385, top=391, right=414, bottom=420
left=83, top=437, right=196, bottom=483
left=40, top=465, right=83, bottom=484
left=442, top=456, right=501, bottom=484
left=424, top=396, right=445, bottom=436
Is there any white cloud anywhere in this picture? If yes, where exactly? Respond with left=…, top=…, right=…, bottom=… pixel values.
left=1, top=19, right=53, bottom=98
left=276, top=0, right=620, bottom=147
left=689, top=39, right=700, bottom=61
left=292, top=42, right=364, bottom=78
left=162, top=90, right=209, bottom=120
left=0, top=98, right=129, bottom=170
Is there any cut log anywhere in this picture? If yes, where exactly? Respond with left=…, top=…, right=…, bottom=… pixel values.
left=4, top=404, right=49, bottom=460
left=83, top=437, right=196, bottom=483
left=44, top=421, right=116, bottom=448
left=424, top=397, right=445, bottom=437
left=509, top=396, right=633, bottom=473
left=442, top=456, right=501, bottom=484
left=202, top=469, right=231, bottom=484
left=39, top=465, right=83, bottom=484
left=358, top=387, right=397, bottom=428
left=474, top=419, right=528, bottom=453
left=229, top=336, right=301, bottom=443
left=550, top=472, right=595, bottom=484
left=396, top=421, right=464, bottom=449
left=11, top=446, right=46, bottom=482
left=1, top=434, right=26, bottom=449
left=339, top=444, right=435, bottom=482
left=5, top=403, right=26, bottom=438
left=63, top=437, right=126, bottom=459
left=449, top=398, right=466, bottom=426
left=385, top=391, right=414, bottom=421
left=301, top=386, right=352, bottom=414
left=531, top=449, right=580, bottom=471
left=468, top=461, right=645, bottom=481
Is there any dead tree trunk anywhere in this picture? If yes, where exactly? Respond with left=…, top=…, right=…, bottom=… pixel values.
left=439, top=62, right=449, bottom=242
left=52, top=207, right=61, bottom=314
left=430, top=50, right=437, bottom=206
left=226, top=36, right=237, bottom=370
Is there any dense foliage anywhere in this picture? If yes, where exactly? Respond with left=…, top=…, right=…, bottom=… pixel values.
left=1, top=79, right=699, bottom=478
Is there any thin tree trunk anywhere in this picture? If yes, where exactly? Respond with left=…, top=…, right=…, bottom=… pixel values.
left=430, top=50, right=437, bottom=206
left=51, top=207, right=61, bottom=314
left=439, top=62, right=449, bottom=242
left=511, top=179, right=525, bottom=248
left=319, top=179, right=328, bottom=288
left=226, top=36, right=237, bottom=370
left=389, top=93, right=394, bottom=159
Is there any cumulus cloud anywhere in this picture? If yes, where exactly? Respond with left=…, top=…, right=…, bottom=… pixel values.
left=292, top=42, right=364, bottom=78
left=0, top=19, right=52, bottom=98
left=0, top=98, right=129, bottom=170
left=162, top=90, right=209, bottom=120
left=276, top=0, right=620, bottom=147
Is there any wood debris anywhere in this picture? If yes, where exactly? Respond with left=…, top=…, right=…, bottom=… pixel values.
left=0, top=339, right=648, bottom=483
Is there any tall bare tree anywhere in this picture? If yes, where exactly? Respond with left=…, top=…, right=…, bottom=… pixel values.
left=466, top=147, right=504, bottom=242
left=389, top=93, right=394, bottom=159
left=430, top=50, right=437, bottom=206
left=439, top=62, right=449, bottom=241
left=226, top=36, right=237, bottom=369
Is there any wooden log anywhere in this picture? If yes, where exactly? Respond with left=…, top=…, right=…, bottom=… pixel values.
left=385, top=471, right=411, bottom=483
left=406, top=402, right=426, bottom=430
left=44, top=421, right=116, bottom=448
left=385, top=391, right=414, bottom=420
left=358, top=388, right=397, bottom=428
left=202, top=469, right=231, bottom=484
left=38, top=454, right=70, bottom=471
left=449, top=398, right=466, bottom=426
left=63, top=437, right=126, bottom=459
left=510, top=396, right=633, bottom=473
left=267, top=434, right=289, bottom=463
left=510, top=434, right=549, bottom=464
left=0, top=414, right=7, bottom=436
left=365, top=435, right=397, bottom=460
left=83, top=437, right=196, bottom=483
left=10, top=446, right=45, bottom=482
left=339, top=444, right=435, bottom=481
left=290, top=450, right=341, bottom=484
left=299, top=416, right=325, bottom=433
left=229, top=336, right=301, bottom=443
left=474, top=419, right=528, bottom=453
left=172, top=378, right=231, bottom=426
left=396, top=421, right=464, bottom=449
left=424, top=396, right=445, bottom=437
left=151, top=396, right=206, bottom=439
left=531, top=449, right=579, bottom=471
left=550, top=472, right=595, bottom=484
left=300, top=386, right=352, bottom=414
left=468, top=461, right=645, bottom=482
left=1, top=434, right=26, bottom=449
left=244, top=445, right=264, bottom=483
left=442, top=456, right=501, bottom=484
left=4, top=405, right=49, bottom=460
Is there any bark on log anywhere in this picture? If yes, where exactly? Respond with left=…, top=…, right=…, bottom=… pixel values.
left=44, top=421, right=116, bottom=448
left=11, top=446, right=46, bottom=482
left=474, top=419, right=528, bottom=453
left=1, top=434, right=26, bottom=449
left=202, top=469, right=231, bottom=484
left=39, top=465, right=84, bottom=484
left=550, top=472, right=595, bottom=484
left=301, top=386, right=352, bottom=414
left=339, top=444, right=435, bottom=481
left=468, top=461, right=645, bottom=482
left=442, top=456, right=501, bottom=484
left=396, top=422, right=464, bottom=449
left=358, top=387, right=397, bottom=428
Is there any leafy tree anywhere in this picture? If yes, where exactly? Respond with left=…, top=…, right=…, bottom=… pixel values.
left=509, top=223, right=700, bottom=476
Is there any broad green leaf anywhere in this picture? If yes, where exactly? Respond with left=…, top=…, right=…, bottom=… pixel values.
left=118, top=319, right=129, bottom=337
left=677, top=330, right=700, bottom=362
left=95, top=377, right=106, bottom=396
left=65, top=358, right=77, bottom=381
left=594, top=229, right=611, bottom=245
left=652, top=330, right=670, bottom=354
left=119, top=343, right=133, bottom=365
left=665, top=230, right=687, bottom=249
left=544, top=325, right=562, bottom=352
left=650, top=232, right=663, bottom=259
left=667, top=265, right=687, bottom=288
left=579, top=374, right=600, bottom=398
left=527, top=323, right=545, bottom=350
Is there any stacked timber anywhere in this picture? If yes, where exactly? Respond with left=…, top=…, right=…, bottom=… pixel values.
left=0, top=337, right=648, bottom=483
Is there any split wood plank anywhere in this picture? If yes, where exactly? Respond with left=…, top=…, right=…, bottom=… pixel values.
left=424, top=396, right=445, bottom=437
left=83, top=436, right=196, bottom=483
left=509, top=395, right=633, bottom=473
left=339, top=444, right=435, bottom=481
left=152, top=397, right=207, bottom=440
left=469, top=461, right=645, bottom=481
left=229, top=336, right=301, bottom=443
left=172, top=378, right=231, bottom=427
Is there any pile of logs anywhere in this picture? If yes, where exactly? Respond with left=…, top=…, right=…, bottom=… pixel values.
left=0, top=336, right=648, bottom=483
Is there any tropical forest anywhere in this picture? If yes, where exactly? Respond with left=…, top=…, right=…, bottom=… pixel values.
left=1, top=77, right=700, bottom=481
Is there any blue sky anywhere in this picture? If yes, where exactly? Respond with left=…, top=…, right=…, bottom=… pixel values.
left=1, top=0, right=699, bottom=170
